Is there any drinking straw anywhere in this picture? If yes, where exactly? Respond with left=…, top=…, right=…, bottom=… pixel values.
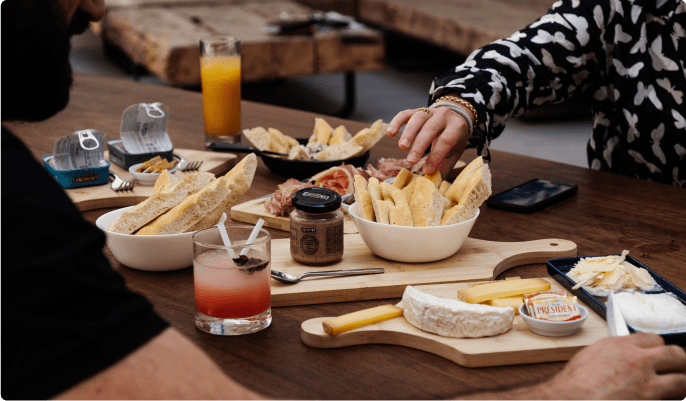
left=241, top=218, right=265, bottom=256
left=218, top=224, right=236, bottom=258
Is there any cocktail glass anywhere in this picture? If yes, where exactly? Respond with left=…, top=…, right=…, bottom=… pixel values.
left=193, top=224, right=271, bottom=335
left=200, top=36, right=241, bottom=146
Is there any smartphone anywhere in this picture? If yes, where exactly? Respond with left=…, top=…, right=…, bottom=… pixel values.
left=486, top=179, right=578, bottom=213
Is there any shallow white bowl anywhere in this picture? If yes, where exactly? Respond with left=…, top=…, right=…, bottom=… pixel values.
left=95, top=206, right=226, bottom=271
left=519, top=304, right=588, bottom=337
left=347, top=202, right=478, bottom=263
left=128, top=162, right=178, bottom=186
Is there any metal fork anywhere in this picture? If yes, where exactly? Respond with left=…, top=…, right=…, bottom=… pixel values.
left=174, top=153, right=203, bottom=171
left=109, top=172, right=135, bottom=191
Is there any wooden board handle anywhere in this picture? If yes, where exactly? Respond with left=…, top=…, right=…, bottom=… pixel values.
left=483, top=238, right=577, bottom=279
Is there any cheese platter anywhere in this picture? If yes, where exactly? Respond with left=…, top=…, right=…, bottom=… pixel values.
left=270, top=234, right=577, bottom=307
left=301, top=278, right=607, bottom=367
left=64, top=148, right=236, bottom=211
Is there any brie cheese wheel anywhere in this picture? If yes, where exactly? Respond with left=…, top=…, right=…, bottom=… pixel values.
left=402, top=286, right=514, bottom=338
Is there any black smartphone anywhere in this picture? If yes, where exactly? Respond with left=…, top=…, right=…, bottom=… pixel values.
left=486, top=179, right=578, bottom=213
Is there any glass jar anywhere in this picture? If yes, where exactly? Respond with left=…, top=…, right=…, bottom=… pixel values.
left=290, top=187, right=344, bottom=265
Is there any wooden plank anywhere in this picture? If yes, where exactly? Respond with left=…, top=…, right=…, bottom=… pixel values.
left=301, top=278, right=608, bottom=367
left=357, top=0, right=553, bottom=55
left=269, top=235, right=577, bottom=306
left=101, top=0, right=384, bottom=86
left=65, top=148, right=236, bottom=211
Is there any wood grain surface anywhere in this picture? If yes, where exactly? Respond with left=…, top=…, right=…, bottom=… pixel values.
left=101, top=0, right=384, bottom=85
left=270, top=236, right=576, bottom=306
left=65, top=148, right=236, bottom=211
left=357, top=0, right=553, bottom=55
left=6, top=73, right=686, bottom=400
left=231, top=196, right=359, bottom=233
left=301, top=278, right=608, bottom=367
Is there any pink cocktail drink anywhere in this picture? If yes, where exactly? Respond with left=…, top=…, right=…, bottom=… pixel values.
left=194, top=249, right=271, bottom=319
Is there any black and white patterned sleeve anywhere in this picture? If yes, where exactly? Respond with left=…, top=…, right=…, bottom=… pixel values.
left=430, top=0, right=609, bottom=159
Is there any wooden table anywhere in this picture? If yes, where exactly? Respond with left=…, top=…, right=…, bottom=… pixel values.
left=357, top=0, right=554, bottom=55
left=101, top=0, right=384, bottom=86
left=7, top=73, right=686, bottom=399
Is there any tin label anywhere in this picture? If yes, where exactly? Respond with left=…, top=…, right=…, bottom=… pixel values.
left=120, top=103, right=173, bottom=154
left=53, top=129, right=107, bottom=171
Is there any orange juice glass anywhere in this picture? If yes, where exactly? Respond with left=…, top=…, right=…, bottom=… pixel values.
left=200, top=36, right=241, bottom=146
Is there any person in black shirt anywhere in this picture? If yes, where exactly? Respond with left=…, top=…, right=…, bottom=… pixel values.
left=1, top=0, right=685, bottom=399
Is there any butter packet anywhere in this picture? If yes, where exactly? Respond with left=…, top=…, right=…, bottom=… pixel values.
left=529, top=295, right=581, bottom=322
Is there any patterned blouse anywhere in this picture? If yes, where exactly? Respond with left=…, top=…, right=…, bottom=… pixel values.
left=430, top=0, right=685, bottom=186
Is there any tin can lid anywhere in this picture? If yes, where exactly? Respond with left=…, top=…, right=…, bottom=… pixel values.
left=292, top=187, right=341, bottom=213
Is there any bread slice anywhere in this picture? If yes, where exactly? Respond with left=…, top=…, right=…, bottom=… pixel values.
left=188, top=153, right=258, bottom=231
left=108, top=172, right=214, bottom=234
left=380, top=182, right=413, bottom=226
left=425, top=170, right=442, bottom=188
left=288, top=144, right=310, bottom=161
left=269, top=128, right=299, bottom=149
left=348, top=119, right=388, bottom=157
left=152, top=169, right=179, bottom=195
left=137, top=176, right=230, bottom=235
left=329, top=125, right=351, bottom=145
left=401, top=175, right=419, bottom=205
left=392, top=168, right=414, bottom=190
left=353, top=174, right=375, bottom=221
left=445, top=156, right=484, bottom=205
left=314, top=142, right=362, bottom=161
left=410, top=177, right=448, bottom=227
left=440, top=165, right=492, bottom=225
left=308, top=118, right=333, bottom=145
left=243, top=127, right=271, bottom=151
left=438, top=180, right=450, bottom=195
left=267, top=128, right=291, bottom=154
left=367, top=177, right=386, bottom=223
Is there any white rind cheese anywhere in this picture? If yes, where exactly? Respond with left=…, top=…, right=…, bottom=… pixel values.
left=402, top=286, right=514, bottom=338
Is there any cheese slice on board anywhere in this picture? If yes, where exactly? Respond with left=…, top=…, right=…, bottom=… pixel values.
left=457, top=278, right=551, bottom=303
left=322, top=304, right=403, bottom=335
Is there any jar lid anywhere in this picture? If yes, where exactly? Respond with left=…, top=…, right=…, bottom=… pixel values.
left=292, top=187, right=342, bottom=213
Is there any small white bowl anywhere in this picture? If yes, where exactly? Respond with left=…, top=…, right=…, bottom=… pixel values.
left=95, top=206, right=226, bottom=271
left=519, top=304, right=588, bottom=337
left=347, top=202, right=478, bottom=263
left=128, top=162, right=178, bottom=186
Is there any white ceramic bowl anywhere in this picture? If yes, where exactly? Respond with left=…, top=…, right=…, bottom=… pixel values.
left=519, top=304, right=588, bottom=337
left=347, top=202, right=478, bottom=263
left=95, top=206, right=226, bottom=271
left=128, top=162, right=178, bottom=186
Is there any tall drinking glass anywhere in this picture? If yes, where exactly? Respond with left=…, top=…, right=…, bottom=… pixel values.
left=193, top=224, right=272, bottom=335
left=200, top=36, right=242, bottom=146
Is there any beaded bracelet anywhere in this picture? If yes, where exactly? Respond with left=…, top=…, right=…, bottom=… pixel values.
left=429, top=102, right=474, bottom=135
left=434, top=95, right=479, bottom=126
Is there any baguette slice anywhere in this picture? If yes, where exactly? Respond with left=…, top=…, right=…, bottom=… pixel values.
left=438, top=180, right=450, bottom=196
left=380, top=182, right=413, bottom=226
left=269, top=128, right=299, bottom=150
left=440, top=165, right=492, bottom=225
left=108, top=172, right=214, bottom=234
left=188, top=153, right=258, bottom=231
left=348, top=119, right=388, bottom=157
left=314, top=142, right=362, bottom=161
left=353, top=174, right=375, bottom=221
left=308, top=117, right=333, bottom=145
left=445, top=156, right=484, bottom=205
left=152, top=169, right=179, bottom=195
left=329, top=125, right=351, bottom=145
left=367, top=177, right=388, bottom=224
left=288, top=144, right=310, bottom=161
left=243, top=127, right=271, bottom=151
left=410, top=177, right=448, bottom=227
left=425, top=170, right=442, bottom=189
left=392, top=168, right=414, bottom=190
left=137, top=176, right=229, bottom=235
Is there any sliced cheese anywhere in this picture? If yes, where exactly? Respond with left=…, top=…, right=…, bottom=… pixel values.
left=457, top=278, right=551, bottom=304
left=402, top=286, right=513, bottom=338
left=322, top=305, right=403, bottom=335
left=488, top=297, right=524, bottom=314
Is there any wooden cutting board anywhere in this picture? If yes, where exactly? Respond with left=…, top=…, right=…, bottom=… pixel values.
left=270, top=235, right=577, bottom=307
left=232, top=197, right=359, bottom=234
left=65, top=149, right=236, bottom=211
left=301, top=278, right=607, bottom=367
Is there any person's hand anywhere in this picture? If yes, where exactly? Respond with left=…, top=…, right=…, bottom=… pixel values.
left=541, top=333, right=686, bottom=400
left=386, top=105, right=470, bottom=176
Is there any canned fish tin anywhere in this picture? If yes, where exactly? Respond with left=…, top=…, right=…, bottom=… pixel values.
left=290, top=187, right=344, bottom=265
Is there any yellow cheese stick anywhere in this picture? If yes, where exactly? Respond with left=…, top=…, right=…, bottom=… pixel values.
left=322, top=305, right=403, bottom=335
left=489, top=296, right=524, bottom=314
left=457, top=278, right=550, bottom=304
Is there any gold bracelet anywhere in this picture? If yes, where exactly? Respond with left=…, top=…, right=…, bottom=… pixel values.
left=435, top=95, right=478, bottom=126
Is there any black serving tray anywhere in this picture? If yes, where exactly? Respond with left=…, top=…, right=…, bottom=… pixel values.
left=547, top=255, right=686, bottom=346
